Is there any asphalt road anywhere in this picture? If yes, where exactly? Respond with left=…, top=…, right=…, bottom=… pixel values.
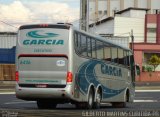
left=0, top=91, right=160, bottom=117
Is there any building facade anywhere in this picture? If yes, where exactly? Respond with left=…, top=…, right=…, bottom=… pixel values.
left=0, top=32, right=16, bottom=81
left=134, top=14, right=160, bottom=82
left=89, top=0, right=160, bottom=24
left=89, top=8, right=147, bottom=43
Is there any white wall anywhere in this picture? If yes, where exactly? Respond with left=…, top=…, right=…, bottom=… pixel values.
left=116, top=10, right=146, bottom=18
left=89, top=19, right=114, bottom=35
left=89, top=1, right=96, bottom=24
left=110, top=0, right=120, bottom=16
left=138, top=0, right=147, bottom=8
left=119, top=11, right=131, bottom=17
left=151, top=0, right=160, bottom=9
left=98, top=1, right=107, bottom=11
left=0, top=35, right=16, bottom=48
left=123, top=0, right=134, bottom=9
left=98, top=1, right=107, bottom=20
left=114, top=17, right=145, bottom=42
left=130, top=10, right=146, bottom=18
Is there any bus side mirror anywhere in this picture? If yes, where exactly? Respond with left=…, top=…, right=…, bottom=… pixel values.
left=135, top=64, right=140, bottom=76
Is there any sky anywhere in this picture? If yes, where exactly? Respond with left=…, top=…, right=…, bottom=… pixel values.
left=0, top=0, right=80, bottom=32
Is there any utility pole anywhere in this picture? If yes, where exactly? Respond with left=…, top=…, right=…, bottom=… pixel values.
left=80, top=0, right=89, bottom=32
left=131, top=29, right=134, bottom=54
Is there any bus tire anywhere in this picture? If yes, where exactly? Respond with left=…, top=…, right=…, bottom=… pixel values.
left=93, top=89, right=101, bottom=109
left=86, top=88, right=94, bottom=109
left=37, top=100, right=57, bottom=109
left=112, top=102, right=126, bottom=108
left=75, top=103, right=85, bottom=109
left=112, top=94, right=127, bottom=108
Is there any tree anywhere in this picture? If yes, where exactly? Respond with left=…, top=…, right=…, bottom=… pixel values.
left=147, top=54, right=160, bottom=71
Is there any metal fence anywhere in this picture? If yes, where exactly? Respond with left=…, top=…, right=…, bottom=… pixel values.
left=0, top=64, right=15, bottom=81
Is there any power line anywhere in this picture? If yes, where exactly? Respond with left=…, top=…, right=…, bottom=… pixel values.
left=0, top=20, right=18, bottom=29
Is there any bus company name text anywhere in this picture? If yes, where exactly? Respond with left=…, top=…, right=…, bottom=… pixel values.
left=101, top=64, right=122, bottom=77
left=23, top=39, right=64, bottom=45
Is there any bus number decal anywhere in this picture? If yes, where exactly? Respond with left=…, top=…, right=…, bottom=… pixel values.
left=20, top=60, right=31, bottom=65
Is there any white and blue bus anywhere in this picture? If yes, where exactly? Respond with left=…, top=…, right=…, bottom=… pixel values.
left=15, top=23, right=139, bottom=109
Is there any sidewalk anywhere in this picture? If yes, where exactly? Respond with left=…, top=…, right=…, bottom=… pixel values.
left=135, top=82, right=160, bottom=90
left=0, top=81, right=15, bottom=92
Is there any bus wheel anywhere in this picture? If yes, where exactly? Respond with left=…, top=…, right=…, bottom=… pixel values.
left=112, top=102, right=126, bottom=108
left=93, top=89, right=101, bottom=109
left=75, top=103, right=86, bottom=109
left=86, top=89, right=94, bottom=109
left=37, top=100, right=57, bottom=109
left=112, top=94, right=127, bottom=108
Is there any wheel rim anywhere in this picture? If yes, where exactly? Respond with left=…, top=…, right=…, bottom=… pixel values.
left=95, top=90, right=101, bottom=108
left=96, top=92, right=101, bottom=104
left=89, top=92, right=93, bottom=106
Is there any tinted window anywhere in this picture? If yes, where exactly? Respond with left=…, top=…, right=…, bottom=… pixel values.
left=81, top=35, right=87, bottom=56
left=104, top=44, right=111, bottom=61
left=118, top=48, right=124, bottom=65
left=87, top=37, right=92, bottom=57
left=91, top=39, right=96, bottom=58
left=111, top=47, right=118, bottom=63
left=97, top=41, right=104, bottom=59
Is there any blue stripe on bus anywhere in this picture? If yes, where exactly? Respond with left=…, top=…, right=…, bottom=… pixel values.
left=77, top=60, right=125, bottom=98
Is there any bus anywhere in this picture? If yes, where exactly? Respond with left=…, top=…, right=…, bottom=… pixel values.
left=15, top=23, right=139, bottom=109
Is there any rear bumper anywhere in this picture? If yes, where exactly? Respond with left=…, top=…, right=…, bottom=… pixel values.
left=15, top=83, right=73, bottom=101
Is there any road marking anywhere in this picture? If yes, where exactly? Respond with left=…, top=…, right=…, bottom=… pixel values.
left=136, top=97, right=153, bottom=99
left=134, top=100, right=158, bottom=102
left=0, top=92, right=15, bottom=94
left=135, top=90, right=160, bottom=92
left=5, top=101, right=36, bottom=105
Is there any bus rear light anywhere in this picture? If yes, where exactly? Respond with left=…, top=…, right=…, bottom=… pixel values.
left=66, top=72, right=73, bottom=83
left=15, top=71, right=19, bottom=82
left=39, top=24, right=48, bottom=27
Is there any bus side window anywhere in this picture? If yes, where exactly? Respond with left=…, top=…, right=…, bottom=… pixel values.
left=91, top=39, right=96, bottom=58
left=118, top=48, right=124, bottom=65
left=96, top=41, right=104, bottom=60
left=81, top=35, right=87, bottom=57
left=74, top=33, right=81, bottom=54
left=104, top=44, right=111, bottom=61
left=124, top=51, right=130, bottom=67
left=127, top=51, right=130, bottom=66
left=111, top=47, right=118, bottom=63
left=87, top=37, right=92, bottom=57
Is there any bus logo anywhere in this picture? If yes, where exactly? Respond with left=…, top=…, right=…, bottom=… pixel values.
left=27, top=30, right=59, bottom=38
left=23, top=30, right=64, bottom=45
left=56, top=60, right=65, bottom=66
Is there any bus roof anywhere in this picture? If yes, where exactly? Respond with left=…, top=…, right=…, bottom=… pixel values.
left=19, top=24, right=71, bottom=30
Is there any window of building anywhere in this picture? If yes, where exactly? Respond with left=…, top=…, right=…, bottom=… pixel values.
left=147, top=28, right=156, bottom=33
left=143, top=53, right=160, bottom=71
left=98, top=10, right=102, bottom=15
left=153, top=9, right=160, bottom=14
left=147, top=28, right=156, bottom=43
left=104, top=10, right=107, bottom=15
